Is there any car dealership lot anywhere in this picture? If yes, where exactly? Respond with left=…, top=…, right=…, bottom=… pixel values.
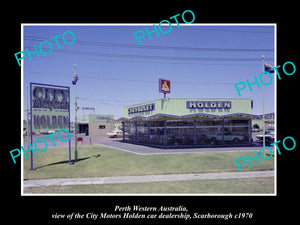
left=23, top=131, right=274, bottom=194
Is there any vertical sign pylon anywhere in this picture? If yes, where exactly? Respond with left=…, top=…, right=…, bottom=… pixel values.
left=30, top=83, right=70, bottom=170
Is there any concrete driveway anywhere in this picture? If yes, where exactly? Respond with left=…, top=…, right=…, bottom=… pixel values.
left=91, top=136, right=261, bottom=155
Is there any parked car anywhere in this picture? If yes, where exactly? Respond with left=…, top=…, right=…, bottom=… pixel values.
left=207, top=133, right=246, bottom=143
left=107, top=129, right=123, bottom=138
left=256, top=132, right=274, bottom=143
left=40, top=130, right=55, bottom=134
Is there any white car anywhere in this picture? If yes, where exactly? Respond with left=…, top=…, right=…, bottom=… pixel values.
left=40, top=130, right=55, bottom=134
left=256, top=132, right=274, bottom=143
left=107, top=130, right=123, bottom=138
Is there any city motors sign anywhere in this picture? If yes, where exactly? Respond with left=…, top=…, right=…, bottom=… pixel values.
left=186, top=101, right=231, bottom=109
left=31, top=83, right=70, bottom=132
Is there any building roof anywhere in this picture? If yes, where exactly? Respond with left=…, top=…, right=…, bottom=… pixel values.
left=112, top=112, right=274, bottom=122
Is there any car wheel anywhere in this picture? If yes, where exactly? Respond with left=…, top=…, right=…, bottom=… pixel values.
left=233, top=137, right=240, bottom=144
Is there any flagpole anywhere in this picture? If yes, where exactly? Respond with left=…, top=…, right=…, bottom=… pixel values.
left=74, top=64, right=78, bottom=162
left=262, top=55, right=266, bottom=149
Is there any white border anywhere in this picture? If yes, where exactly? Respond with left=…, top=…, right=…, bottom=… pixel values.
left=21, top=23, right=276, bottom=196
left=21, top=24, right=24, bottom=194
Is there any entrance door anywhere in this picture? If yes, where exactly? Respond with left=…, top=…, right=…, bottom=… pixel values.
left=79, top=123, right=89, bottom=135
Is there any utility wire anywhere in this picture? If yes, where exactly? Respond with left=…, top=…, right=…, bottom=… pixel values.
left=24, top=46, right=273, bottom=62
left=24, top=36, right=274, bottom=52
left=25, top=70, right=236, bottom=85
left=77, top=97, right=155, bottom=103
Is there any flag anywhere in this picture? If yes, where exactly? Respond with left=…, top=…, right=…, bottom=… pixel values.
left=72, top=72, right=79, bottom=85
left=264, top=62, right=274, bottom=73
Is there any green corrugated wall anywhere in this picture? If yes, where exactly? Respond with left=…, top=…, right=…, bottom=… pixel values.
left=122, top=98, right=252, bottom=118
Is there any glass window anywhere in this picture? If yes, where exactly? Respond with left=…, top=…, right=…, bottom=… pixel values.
left=149, top=121, right=164, bottom=127
left=136, top=122, right=148, bottom=127
left=195, top=119, right=223, bottom=145
left=136, top=122, right=148, bottom=144
left=123, top=122, right=136, bottom=142
left=166, top=128, right=194, bottom=146
left=123, top=119, right=251, bottom=146
left=149, top=128, right=164, bottom=145
left=166, top=120, right=194, bottom=127
left=224, top=119, right=249, bottom=126
left=148, top=121, right=165, bottom=145
left=196, top=120, right=222, bottom=127
left=224, top=119, right=249, bottom=144
left=224, top=127, right=249, bottom=144
left=196, top=127, right=223, bottom=145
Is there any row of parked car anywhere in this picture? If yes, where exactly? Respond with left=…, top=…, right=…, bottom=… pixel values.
left=107, top=126, right=275, bottom=144
left=107, top=130, right=247, bottom=144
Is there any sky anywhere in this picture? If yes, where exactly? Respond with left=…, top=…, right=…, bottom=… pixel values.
left=22, top=24, right=275, bottom=121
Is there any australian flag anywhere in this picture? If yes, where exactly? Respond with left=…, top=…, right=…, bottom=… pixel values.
left=72, top=72, right=79, bottom=85
left=264, top=62, right=274, bottom=73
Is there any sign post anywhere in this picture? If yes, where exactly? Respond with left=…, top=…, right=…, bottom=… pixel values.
left=159, top=78, right=171, bottom=98
left=72, top=64, right=79, bottom=162
left=30, top=83, right=71, bottom=170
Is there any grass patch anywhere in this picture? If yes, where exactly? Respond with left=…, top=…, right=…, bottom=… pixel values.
left=23, top=145, right=274, bottom=180
left=24, top=177, right=274, bottom=194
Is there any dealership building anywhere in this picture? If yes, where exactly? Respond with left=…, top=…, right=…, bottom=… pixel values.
left=116, top=97, right=269, bottom=148
left=78, top=114, right=116, bottom=136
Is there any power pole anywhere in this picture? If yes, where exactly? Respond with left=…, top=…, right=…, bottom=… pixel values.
left=74, top=64, right=78, bottom=162
left=262, top=55, right=266, bottom=149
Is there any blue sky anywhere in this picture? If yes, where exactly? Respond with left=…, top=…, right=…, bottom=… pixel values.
left=22, top=24, right=275, bottom=120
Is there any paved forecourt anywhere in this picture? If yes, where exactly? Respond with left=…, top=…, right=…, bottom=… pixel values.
left=92, top=137, right=261, bottom=155
left=26, top=134, right=262, bottom=155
